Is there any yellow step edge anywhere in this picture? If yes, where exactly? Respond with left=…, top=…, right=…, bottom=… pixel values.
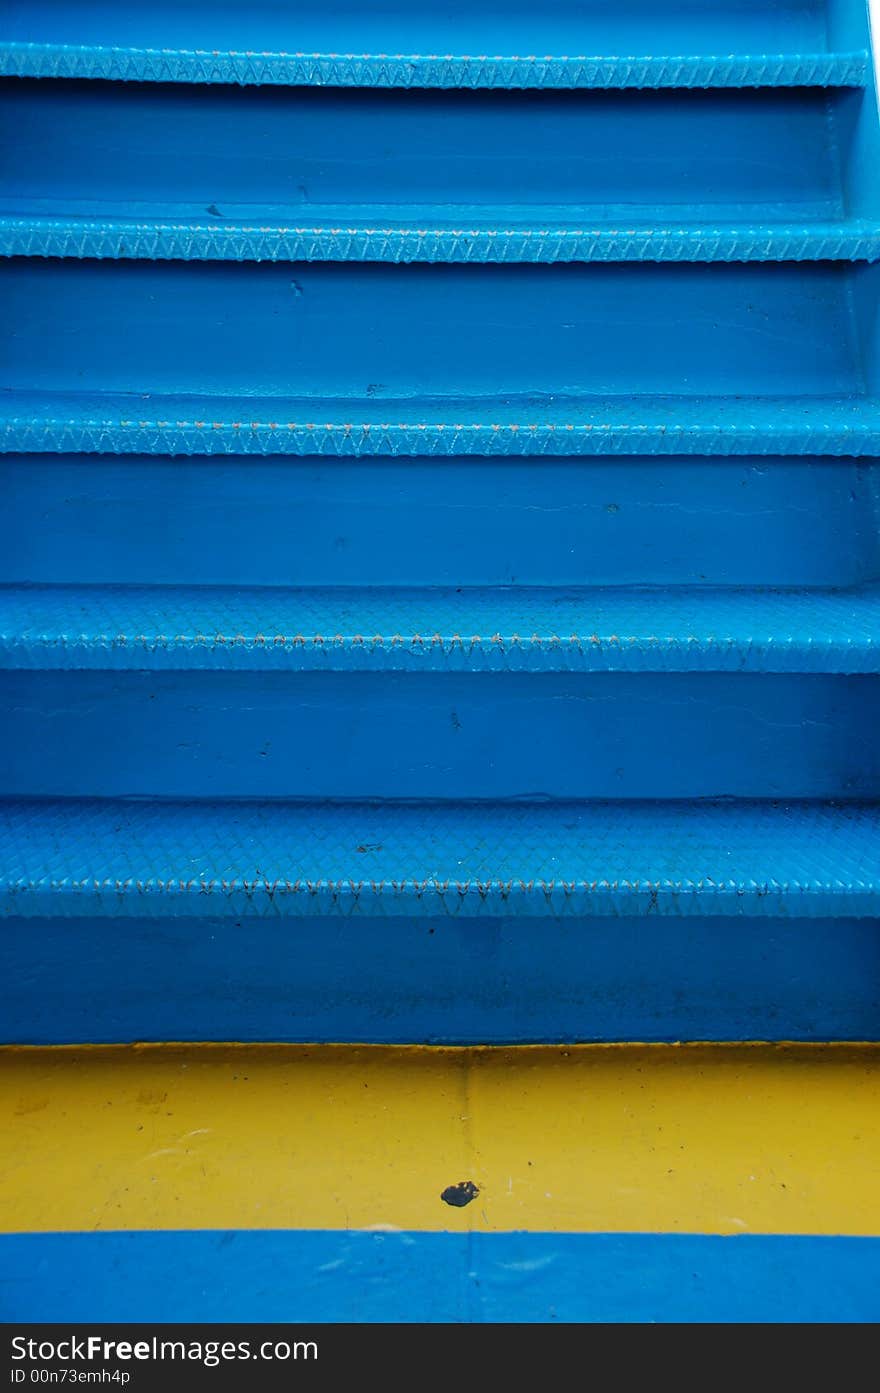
left=2, top=1043, right=879, bottom=1237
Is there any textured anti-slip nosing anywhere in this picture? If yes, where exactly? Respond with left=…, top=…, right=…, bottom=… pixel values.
left=5, top=399, right=880, bottom=457
left=1, top=584, right=878, bottom=674
left=5, top=218, right=880, bottom=264
left=0, top=45, right=869, bottom=90
left=1, top=799, right=878, bottom=919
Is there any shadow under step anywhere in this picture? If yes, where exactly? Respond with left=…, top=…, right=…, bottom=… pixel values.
left=4, top=455, right=877, bottom=590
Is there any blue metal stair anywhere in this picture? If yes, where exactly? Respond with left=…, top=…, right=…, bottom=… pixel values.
left=1, top=0, right=879, bottom=1046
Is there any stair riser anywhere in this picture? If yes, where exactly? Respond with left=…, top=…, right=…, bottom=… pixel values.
left=3, top=912, right=880, bottom=1044
left=4, top=455, right=879, bottom=589
left=5, top=259, right=877, bottom=401
left=2, top=670, right=877, bottom=799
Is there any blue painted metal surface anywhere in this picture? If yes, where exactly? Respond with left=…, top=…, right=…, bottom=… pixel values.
left=1, top=0, right=879, bottom=1057
left=3, top=1231, right=879, bottom=1323
left=4, top=456, right=878, bottom=589
left=3, top=672, right=880, bottom=798
left=3, top=260, right=870, bottom=396
left=4, top=0, right=880, bottom=1331
left=4, top=912, right=880, bottom=1045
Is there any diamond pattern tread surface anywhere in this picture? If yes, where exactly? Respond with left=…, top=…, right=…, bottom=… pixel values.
left=1, top=798, right=878, bottom=919
left=1, top=584, right=878, bottom=673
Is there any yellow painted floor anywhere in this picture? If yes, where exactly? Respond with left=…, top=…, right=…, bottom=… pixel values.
left=2, top=1044, right=879, bottom=1236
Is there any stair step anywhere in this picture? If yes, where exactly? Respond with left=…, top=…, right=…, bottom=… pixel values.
left=5, top=894, right=880, bottom=1044
left=2, top=798, right=878, bottom=919
left=1, top=1, right=870, bottom=90
left=3, top=656, right=877, bottom=799
left=3, top=80, right=879, bottom=262
left=2, top=585, right=878, bottom=674
left=4, top=259, right=880, bottom=457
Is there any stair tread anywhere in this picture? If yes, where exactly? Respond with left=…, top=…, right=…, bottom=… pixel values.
left=2, top=798, right=878, bottom=919
left=1, top=584, right=878, bottom=673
